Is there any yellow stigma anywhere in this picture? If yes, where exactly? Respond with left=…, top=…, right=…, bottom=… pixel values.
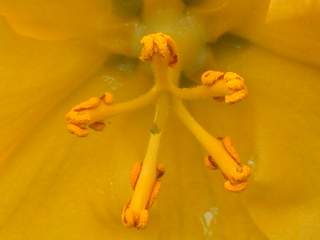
left=65, top=32, right=251, bottom=229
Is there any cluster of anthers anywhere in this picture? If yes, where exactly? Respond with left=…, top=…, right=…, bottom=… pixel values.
left=66, top=33, right=250, bottom=229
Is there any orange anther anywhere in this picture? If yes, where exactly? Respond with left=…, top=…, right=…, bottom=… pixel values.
left=101, top=92, right=113, bottom=104
left=224, top=180, right=248, bottom=192
left=66, top=123, right=88, bottom=137
left=224, top=72, right=248, bottom=103
left=156, top=163, right=165, bottom=178
left=123, top=162, right=165, bottom=229
left=66, top=93, right=115, bottom=137
left=89, top=122, right=105, bottom=131
left=136, top=209, right=149, bottom=229
left=140, top=32, right=178, bottom=67
left=201, top=70, right=224, bottom=86
left=225, top=89, right=248, bottom=104
left=147, top=180, right=161, bottom=208
left=121, top=202, right=150, bottom=229
left=73, top=97, right=101, bottom=111
left=221, top=136, right=240, bottom=164
left=130, top=162, right=142, bottom=189
left=204, top=155, right=218, bottom=170
left=204, top=137, right=251, bottom=192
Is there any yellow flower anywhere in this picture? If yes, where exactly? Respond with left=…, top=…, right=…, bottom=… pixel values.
left=0, top=0, right=319, bottom=239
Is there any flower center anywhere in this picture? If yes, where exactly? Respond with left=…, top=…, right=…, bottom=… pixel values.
left=65, top=32, right=250, bottom=229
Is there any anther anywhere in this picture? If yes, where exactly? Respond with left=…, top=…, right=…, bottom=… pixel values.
left=100, top=92, right=113, bottom=104
left=137, top=209, right=149, bottom=229
left=201, top=71, right=248, bottom=104
left=147, top=180, right=161, bottom=208
left=89, top=122, right=105, bottom=131
left=140, top=32, right=178, bottom=67
left=130, top=162, right=142, bottom=189
left=204, top=139, right=250, bottom=192
left=221, top=136, right=240, bottom=164
left=65, top=93, right=115, bottom=136
left=73, top=97, right=101, bottom=111
left=123, top=162, right=165, bottom=229
left=201, top=70, right=224, bottom=86
left=66, top=109, right=91, bottom=126
left=204, top=155, right=218, bottom=170
left=224, top=72, right=248, bottom=103
left=66, top=123, right=89, bottom=137
left=122, top=203, right=149, bottom=230
left=224, top=181, right=248, bottom=192
left=156, top=164, right=165, bottom=178
left=219, top=137, right=251, bottom=192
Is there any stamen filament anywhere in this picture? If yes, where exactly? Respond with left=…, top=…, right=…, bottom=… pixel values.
left=94, top=87, right=158, bottom=118
left=173, top=99, right=234, bottom=173
left=169, top=81, right=231, bottom=100
left=152, top=56, right=173, bottom=91
left=173, top=98, right=250, bottom=190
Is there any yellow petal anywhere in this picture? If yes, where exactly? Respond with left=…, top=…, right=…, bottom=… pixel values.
left=0, top=0, right=119, bottom=40
left=0, top=19, right=107, bottom=163
left=0, top=62, right=266, bottom=239
left=212, top=35, right=320, bottom=239
left=234, top=0, right=320, bottom=67
left=189, top=0, right=270, bottom=41
left=2, top=1, right=318, bottom=238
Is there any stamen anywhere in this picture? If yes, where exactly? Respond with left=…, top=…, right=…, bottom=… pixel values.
left=169, top=70, right=248, bottom=102
left=173, top=99, right=250, bottom=192
left=66, top=88, right=158, bottom=136
left=221, top=136, right=240, bottom=164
